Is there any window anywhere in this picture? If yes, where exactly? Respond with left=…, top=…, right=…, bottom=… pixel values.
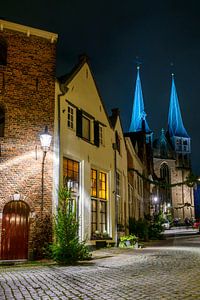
left=160, top=163, right=171, bottom=205
left=0, top=108, right=5, bottom=137
left=91, top=169, right=108, bottom=237
left=82, top=115, right=90, bottom=141
left=67, top=105, right=74, bottom=129
left=99, top=125, right=104, bottom=146
left=116, top=172, right=120, bottom=197
left=63, top=158, right=79, bottom=194
left=116, top=171, right=122, bottom=226
left=100, top=201, right=107, bottom=232
left=115, top=131, right=121, bottom=154
left=91, top=169, right=97, bottom=197
left=76, top=108, right=100, bottom=146
left=0, top=38, right=7, bottom=66
left=99, top=171, right=107, bottom=199
left=91, top=199, right=97, bottom=234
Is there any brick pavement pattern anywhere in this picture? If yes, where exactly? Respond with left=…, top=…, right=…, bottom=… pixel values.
left=0, top=245, right=200, bottom=300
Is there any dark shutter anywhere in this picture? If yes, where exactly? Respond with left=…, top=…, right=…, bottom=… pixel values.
left=94, top=120, right=99, bottom=147
left=76, top=109, right=82, bottom=137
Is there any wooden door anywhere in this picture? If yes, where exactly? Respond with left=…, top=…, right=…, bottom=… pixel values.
left=1, top=201, right=30, bottom=260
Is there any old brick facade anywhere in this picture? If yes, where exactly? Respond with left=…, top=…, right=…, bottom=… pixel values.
left=0, top=20, right=57, bottom=259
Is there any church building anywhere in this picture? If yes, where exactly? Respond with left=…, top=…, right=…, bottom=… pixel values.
left=153, top=74, right=194, bottom=221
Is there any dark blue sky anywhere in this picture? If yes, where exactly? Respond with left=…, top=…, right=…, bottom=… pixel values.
left=2, top=0, right=200, bottom=173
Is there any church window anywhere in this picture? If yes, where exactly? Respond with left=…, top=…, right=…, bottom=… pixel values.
left=0, top=107, right=5, bottom=137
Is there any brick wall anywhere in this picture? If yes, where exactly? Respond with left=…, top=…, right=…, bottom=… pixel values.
left=0, top=26, right=56, bottom=259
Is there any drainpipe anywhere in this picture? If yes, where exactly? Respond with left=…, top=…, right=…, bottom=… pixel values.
left=55, top=82, right=67, bottom=210
left=113, top=143, right=118, bottom=246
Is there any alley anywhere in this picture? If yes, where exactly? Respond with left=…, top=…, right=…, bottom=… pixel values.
left=0, top=235, right=200, bottom=300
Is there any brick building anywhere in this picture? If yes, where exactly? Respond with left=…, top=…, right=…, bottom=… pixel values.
left=0, top=19, right=57, bottom=260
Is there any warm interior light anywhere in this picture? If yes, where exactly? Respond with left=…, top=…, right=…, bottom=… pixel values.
left=40, top=126, right=52, bottom=152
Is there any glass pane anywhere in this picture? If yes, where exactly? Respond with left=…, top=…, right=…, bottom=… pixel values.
left=82, top=116, right=90, bottom=141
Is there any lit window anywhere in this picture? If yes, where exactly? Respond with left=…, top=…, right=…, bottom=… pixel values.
left=0, top=108, right=5, bottom=137
left=99, top=171, right=107, bottom=199
left=91, top=169, right=108, bottom=237
left=63, top=158, right=79, bottom=194
left=67, top=106, right=74, bottom=129
left=91, top=169, right=97, bottom=197
left=82, top=115, right=90, bottom=141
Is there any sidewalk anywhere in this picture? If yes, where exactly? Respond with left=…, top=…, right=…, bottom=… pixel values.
left=163, top=226, right=199, bottom=237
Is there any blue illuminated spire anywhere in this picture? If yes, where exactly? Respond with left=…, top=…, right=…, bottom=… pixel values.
left=168, top=74, right=189, bottom=138
left=129, top=66, right=151, bottom=133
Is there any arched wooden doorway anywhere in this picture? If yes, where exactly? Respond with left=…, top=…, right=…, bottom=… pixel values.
left=1, top=201, right=30, bottom=260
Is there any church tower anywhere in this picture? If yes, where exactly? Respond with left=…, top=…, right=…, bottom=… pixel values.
left=153, top=73, right=194, bottom=221
left=167, top=74, right=191, bottom=168
left=125, top=66, right=154, bottom=217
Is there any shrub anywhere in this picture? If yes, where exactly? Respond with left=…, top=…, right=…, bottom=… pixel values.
left=129, top=213, right=165, bottom=241
left=31, top=213, right=52, bottom=260
left=119, top=234, right=138, bottom=248
left=129, top=217, right=149, bottom=241
left=51, top=187, right=91, bottom=265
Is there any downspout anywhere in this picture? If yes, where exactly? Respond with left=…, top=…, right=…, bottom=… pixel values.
left=55, top=82, right=67, bottom=209
left=113, top=143, right=118, bottom=246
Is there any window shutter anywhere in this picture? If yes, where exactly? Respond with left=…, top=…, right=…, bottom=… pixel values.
left=94, top=120, right=99, bottom=147
left=76, top=109, right=82, bottom=137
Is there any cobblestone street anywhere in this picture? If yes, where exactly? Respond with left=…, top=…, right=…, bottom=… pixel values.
left=0, top=235, right=200, bottom=300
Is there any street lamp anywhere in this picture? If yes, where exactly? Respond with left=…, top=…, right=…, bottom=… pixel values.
left=40, top=126, right=52, bottom=212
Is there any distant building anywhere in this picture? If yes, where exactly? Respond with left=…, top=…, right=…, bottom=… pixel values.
left=0, top=19, right=57, bottom=260
left=153, top=74, right=194, bottom=221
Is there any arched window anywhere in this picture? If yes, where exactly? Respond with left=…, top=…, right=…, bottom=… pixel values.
left=160, top=163, right=170, bottom=183
left=160, top=163, right=171, bottom=204
left=0, top=107, right=5, bottom=137
left=0, top=38, right=7, bottom=66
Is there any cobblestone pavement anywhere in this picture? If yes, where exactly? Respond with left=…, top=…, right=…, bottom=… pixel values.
left=1, top=235, right=200, bottom=300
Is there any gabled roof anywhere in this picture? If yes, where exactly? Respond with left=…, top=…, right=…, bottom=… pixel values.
left=168, top=74, right=189, bottom=138
left=58, top=54, right=111, bottom=126
left=129, top=66, right=151, bottom=133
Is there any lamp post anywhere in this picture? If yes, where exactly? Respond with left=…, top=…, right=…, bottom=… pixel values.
left=153, top=196, right=158, bottom=215
left=40, top=126, right=52, bottom=212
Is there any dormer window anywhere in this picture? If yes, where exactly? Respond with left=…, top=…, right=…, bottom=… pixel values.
left=0, top=38, right=7, bottom=66
left=0, top=107, right=5, bottom=137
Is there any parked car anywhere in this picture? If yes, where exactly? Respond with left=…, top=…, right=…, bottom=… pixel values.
left=162, top=220, right=170, bottom=230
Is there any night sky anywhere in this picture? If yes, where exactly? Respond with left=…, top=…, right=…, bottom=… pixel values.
left=2, top=1, right=200, bottom=174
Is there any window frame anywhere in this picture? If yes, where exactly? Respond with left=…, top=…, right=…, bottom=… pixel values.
left=67, top=105, right=74, bottom=130
left=82, top=114, right=91, bottom=141
left=90, top=168, right=108, bottom=237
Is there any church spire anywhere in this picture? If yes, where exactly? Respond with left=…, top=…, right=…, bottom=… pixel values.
left=129, top=66, right=151, bottom=133
left=168, top=74, right=189, bottom=138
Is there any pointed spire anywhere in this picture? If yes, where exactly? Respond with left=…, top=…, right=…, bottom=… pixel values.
left=168, top=74, right=189, bottom=138
left=129, top=66, right=151, bottom=133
